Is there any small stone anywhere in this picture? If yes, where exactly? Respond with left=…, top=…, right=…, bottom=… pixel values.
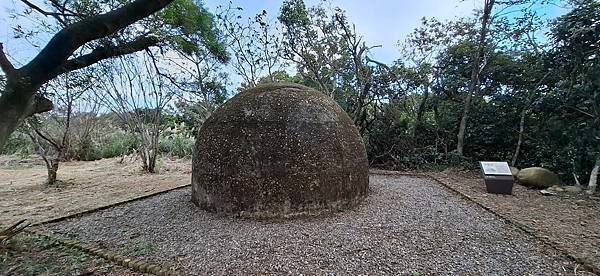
left=540, top=189, right=557, bottom=196
left=563, top=186, right=583, bottom=193
left=549, top=185, right=564, bottom=192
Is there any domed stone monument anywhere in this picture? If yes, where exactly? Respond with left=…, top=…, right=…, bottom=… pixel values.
left=191, top=83, right=368, bottom=217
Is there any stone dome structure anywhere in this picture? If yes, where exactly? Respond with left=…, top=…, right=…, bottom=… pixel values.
left=191, top=83, right=368, bottom=217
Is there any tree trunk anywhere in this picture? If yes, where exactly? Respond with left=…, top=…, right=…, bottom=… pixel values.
left=147, top=151, right=157, bottom=173
left=511, top=108, right=527, bottom=166
left=46, top=157, right=60, bottom=185
left=0, top=80, right=50, bottom=149
left=456, top=0, right=495, bottom=156
left=587, top=158, right=600, bottom=194
left=413, top=84, right=430, bottom=137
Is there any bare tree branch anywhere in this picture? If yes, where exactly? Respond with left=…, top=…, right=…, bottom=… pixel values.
left=19, top=0, right=70, bottom=25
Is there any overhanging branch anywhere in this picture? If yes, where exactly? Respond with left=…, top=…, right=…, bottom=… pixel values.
left=52, top=36, right=160, bottom=77
left=22, top=0, right=174, bottom=83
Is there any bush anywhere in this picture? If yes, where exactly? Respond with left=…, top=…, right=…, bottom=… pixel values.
left=97, top=132, right=141, bottom=159
left=73, top=137, right=98, bottom=161
left=159, top=133, right=194, bottom=158
left=1, top=131, right=33, bottom=157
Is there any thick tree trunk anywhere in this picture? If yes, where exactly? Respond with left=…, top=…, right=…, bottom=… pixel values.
left=0, top=79, right=51, bottom=149
left=511, top=108, right=527, bottom=166
left=587, top=158, right=600, bottom=194
left=456, top=0, right=495, bottom=156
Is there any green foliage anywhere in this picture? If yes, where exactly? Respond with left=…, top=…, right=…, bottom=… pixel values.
left=0, top=131, right=33, bottom=156
left=159, top=132, right=194, bottom=158
left=0, top=233, right=105, bottom=276
left=72, top=121, right=141, bottom=160
left=96, top=131, right=141, bottom=159
left=359, top=0, right=599, bottom=180
left=279, top=0, right=310, bottom=29
left=158, top=0, right=229, bottom=61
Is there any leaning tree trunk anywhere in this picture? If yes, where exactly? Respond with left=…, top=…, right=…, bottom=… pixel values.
left=511, top=108, right=527, bottom=166
left=413, top=84, right=430, bottom=138
left=456, top=0, right=495, bottom=156
left=0, top=79, right=51, bottom=149
left=587, top=158, right=600, bottom=194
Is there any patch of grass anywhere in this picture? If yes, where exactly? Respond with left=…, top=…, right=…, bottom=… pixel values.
left=128, top=243, right=158, bottom=257
left=0, top=232, right=127, bottom=275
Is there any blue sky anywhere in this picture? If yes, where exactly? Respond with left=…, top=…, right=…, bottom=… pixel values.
left=203, top=0, right=482, bottom=63
left=0, top=0, right=569, bottom=77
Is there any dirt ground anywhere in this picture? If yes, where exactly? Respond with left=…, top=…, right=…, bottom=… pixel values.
left=426, top=170, right=600, bottom=273
left=0, top=155, right=191, bottom=227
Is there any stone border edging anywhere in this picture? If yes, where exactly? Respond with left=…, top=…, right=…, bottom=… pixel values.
left=25, top=229, right=180, bottom=276
left=32, top=184, right=191, bottom=227
left=369, top=169, right=599, bottom=275
left=25, top=184, right=191, bottom=276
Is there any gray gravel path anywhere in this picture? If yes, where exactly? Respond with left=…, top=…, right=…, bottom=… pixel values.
left=42, top=175, right=586, bottom=275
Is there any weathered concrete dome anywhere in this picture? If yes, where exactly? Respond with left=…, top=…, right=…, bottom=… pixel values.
left=191, top=83, right=369, bottom=217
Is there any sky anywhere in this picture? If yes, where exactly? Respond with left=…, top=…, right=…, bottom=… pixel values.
left=202, top=0, right=482, bottom=63
left=0, top=0, right=569, bottom=86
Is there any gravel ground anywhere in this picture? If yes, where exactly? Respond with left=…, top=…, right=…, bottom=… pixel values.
left=41, top=175, right=590, bottom=275
left=429, top=170, right=600, bottom=272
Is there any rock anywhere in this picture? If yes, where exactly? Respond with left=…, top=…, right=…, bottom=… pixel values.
left=563, top=186, right=583, bottom=193
left=510, top=166, right=520, bottom=177
left=191, top=83, right=369, bottom=217
left=548, top=185, right=564, bottom=192
left=540, top=189, right=558, bottom=196
left=517, top=167, right=561, bottom=188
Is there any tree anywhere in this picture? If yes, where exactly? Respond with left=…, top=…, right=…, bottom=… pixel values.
left=94, top=54, right=174, bottom=173
left=456, top=0, right=496, bottom=156
left=218, top=5, right=282, bottom=88
left=278, top=0, right=345, bottom=97
left=548, top=0, right=599, bottom=192
left=398, top=17, right=473, bottom=137
left=0, top=0, right=227, bottom=150
left=27, top=72, right=93, bottom=184
left=333, top=10, right=389, bottom=135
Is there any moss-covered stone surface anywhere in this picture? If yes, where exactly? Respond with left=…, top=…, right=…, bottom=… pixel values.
left=192, top=83, right=369, bottom=217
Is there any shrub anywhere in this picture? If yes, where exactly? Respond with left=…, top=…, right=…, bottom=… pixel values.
left=159, top=133, right=194, bottom=158
left=97, top=132, right=141, bottom=159
left=1, top=131, right=33, bottom=157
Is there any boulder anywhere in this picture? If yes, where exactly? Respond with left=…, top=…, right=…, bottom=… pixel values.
left=510, top=166, right=520, bottom=177
left=517, top=167, right=561, bottom=188
left=191, top=83, right=369, bottom=217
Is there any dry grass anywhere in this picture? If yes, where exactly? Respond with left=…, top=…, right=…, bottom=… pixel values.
left=0, top=155, right=191, bottom=227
